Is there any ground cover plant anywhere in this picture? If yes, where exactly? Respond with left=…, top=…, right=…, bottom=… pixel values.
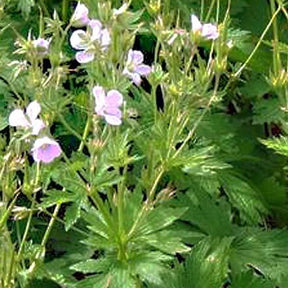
left=2, top=0, right=288, bottom=287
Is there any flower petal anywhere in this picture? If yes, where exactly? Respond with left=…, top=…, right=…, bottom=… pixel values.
left=32, top=137, right=61, bottom=163
left=128, top=50, right=144, bottom=65
left=8, top=109, right=30, bottom=127
left=100, top=28, right=111, bottom=48
left=71, top=3, right=90, bottom=27
left=201, top=23, right=219, bottom=40
left=105, top=107, right=122, bottom=118
left=131, top=72, right=142, bottom=86
left=89, top=19, right=102, bottom=41
left=75, top=51, right=94, bottom=63
left=93, top=85, right=106, bottom=115
left=31, top=119, right=45, bottom=135
left=191, top=14, right=202, bottom=33
left=106, top=90, right=123, bottom=107
left=26, top=100, right=41, bottom=122
left=104, top=114, right=122, bottom=126
left=70, top=30, right=89, bottom=50
left=135, top=64, right=151, bottom=76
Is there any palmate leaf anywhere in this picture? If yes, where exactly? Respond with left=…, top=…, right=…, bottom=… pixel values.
left=230, top=271, right=274, bottom=288
left=130, top=205, right=187, bottom=240
left=252, top=97, right=284, bottom=125
left=260, top=136, right=288, bottom=157
left=230, top=228, right=288, bottom=283
left=177, top=188, right=234, bottom=238
left=219, top=172, right=267, bottom=224
left=149, top=237, right=232, bottom=288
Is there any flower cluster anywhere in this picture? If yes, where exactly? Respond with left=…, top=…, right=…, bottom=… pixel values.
left=123, top=50, right=152, bottom=86
left=93, top=86, right=123, bottom=126
left=191, top=14, right=219, bottom=40
left=70, top=3, right=110, bottom=63
left=9, top=101, right=61, bottom=164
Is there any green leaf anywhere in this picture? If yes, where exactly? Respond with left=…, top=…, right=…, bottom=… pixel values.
left=131, top=206, right=187, bottom=240
left=260, top=136, right=288, bottom=157
left=253, top=97, right=284, bottom=125
left=178, top=189, right=234, bottom=237
left=219, top=172, right=267, bottom=224
left=17, top=0, right=35, bottom=18
left=230, top=271, right=274, bottom=288
left=70, top=258, right=109, bottom=274
left=231, top=228, right=288, bottom=282
left=64, top=202, right=82, bottom=231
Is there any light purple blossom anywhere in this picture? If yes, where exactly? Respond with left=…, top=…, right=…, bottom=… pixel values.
left=32, top=38, right=50, bottom=55
left=32, top=136, right=61, bottom=163
left=70, top=19, right=111, bottom=63
left=191, top=14, right=219, bottom=40
left=71, top=2, right=90, bottom=28
left=93, top=86, right=123, bottom=126
left=9, top=101, right=45, bottom=135
left=123, top=50, right=151, bottom=86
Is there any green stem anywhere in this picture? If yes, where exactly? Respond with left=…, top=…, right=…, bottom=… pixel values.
left=62, top=0, right=69, bottom=22
left=234, top=5, right=281, bottom=78
left=78, top=117, right=90, bottom=152
left=17, top=162, right=41, bottom=262
left=57, top=113, right=86, bottom=143
left=270, top=0, right=281, bottom=73
left=28, top=203, right=61, bottom=275
left=172, top=73, right=221, bottom=160
left=127, top=167, right=164, bottom=240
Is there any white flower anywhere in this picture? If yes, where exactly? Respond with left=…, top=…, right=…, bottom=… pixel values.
left=70, top=19, right=111, bottom=63
left=9, top=101, right=45, bottom=135
left=71, top=2, right=90, bottom=27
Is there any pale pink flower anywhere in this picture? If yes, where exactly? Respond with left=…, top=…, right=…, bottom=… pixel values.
left=70, top=19, right=111, bottom=64
left=123, top=50, right=151, bottom=85
left=93, top=86, right=123, bottom=126
left=191, top=14, right=219, bottom=40
left=32, top=137, right=61, bottom=163
left=32, top=38, right=50, bottom=55
left=9, top=101, right=45, bottom=135
left=71, top=2, right=90, bottom=27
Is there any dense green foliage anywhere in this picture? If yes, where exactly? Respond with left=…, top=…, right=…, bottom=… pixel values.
left=1, top=0, right=288, bottom=287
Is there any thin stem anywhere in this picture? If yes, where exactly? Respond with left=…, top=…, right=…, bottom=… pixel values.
left=28, top=203, right=61, bottom=274
left=17, top=162, right=41, bottom=261
left=57, top=112, right=86, bottom=143
left=62, top=0, right=69, bottom=22
left=270, top=0, right=281, bottom=73
left=127, top=167, right=164, bottom=240
left=172, top=73, right=221, bottom=160
left=234, top=5, right=281, bottom=78
left=78, top=117, right=90, bottom=152
left=17, top=195, right=36, bottom=260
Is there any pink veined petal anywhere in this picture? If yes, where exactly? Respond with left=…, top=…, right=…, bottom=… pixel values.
left=129, top=50, right=144, bottom=66
left=104, top=107, right=122, bottom=118
left=191, top=14, right=202, bottom=33
left=70, top=30, right=88, bottom=50
left=75, top=51, right=94, bottom=63
left=201, top=23, right=219, bottom=40
left=8, top=109, right=30, bottom=128
left=32, top=137, right=61, bottom=163
left=104, top=114, right=122, bottom=126
left=135, top=64, right=151, bottom=76
left=26, top=100, right=41, bottom=122
left=31, top=119, right=45, bottom=135
left=106, top=90, right=123, bottom=107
